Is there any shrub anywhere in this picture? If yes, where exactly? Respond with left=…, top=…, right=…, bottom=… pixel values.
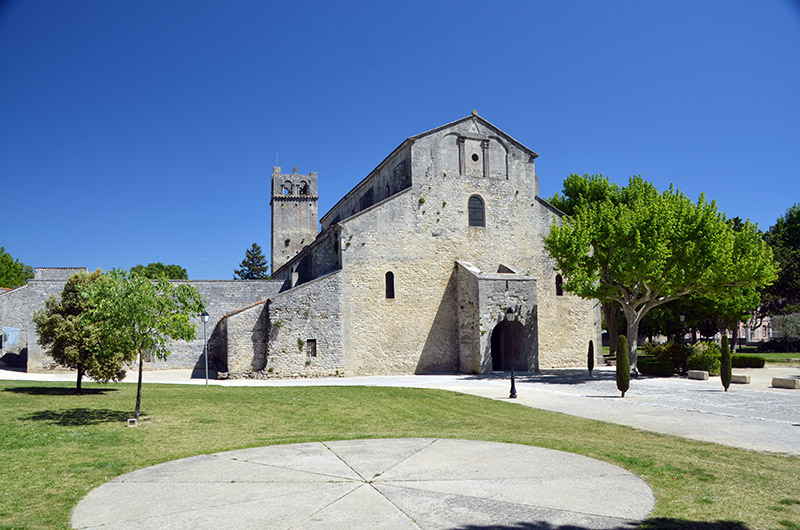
left=721, top=335, right=731, bottom=392
left=757, top=337, right=800, bottom=352
left=616, top=335, right=630, bottom=397
left=642, top=341, right=681, bottom=369
left=731, top=355, right=766, bottom=368
left=686, top=347, right=721, bottom=375
left=638, top=357, right=675, bottom=377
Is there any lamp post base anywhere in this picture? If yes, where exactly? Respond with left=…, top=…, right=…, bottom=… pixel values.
left=509, top=373, right=517, bottom=399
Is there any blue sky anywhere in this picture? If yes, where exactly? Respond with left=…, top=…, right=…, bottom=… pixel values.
left=2, top=0, right=798, bottom=279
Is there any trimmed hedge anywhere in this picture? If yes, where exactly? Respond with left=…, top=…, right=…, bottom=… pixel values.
left=731, top=354, right=766, bottom=368
left=638, top=357, right=675, bottom=377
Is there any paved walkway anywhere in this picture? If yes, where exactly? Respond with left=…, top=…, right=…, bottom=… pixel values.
left=71, top=438, right=655, bottom=530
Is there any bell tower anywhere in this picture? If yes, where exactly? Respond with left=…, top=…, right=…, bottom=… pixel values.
left=270, top=166, right=319, bottom=273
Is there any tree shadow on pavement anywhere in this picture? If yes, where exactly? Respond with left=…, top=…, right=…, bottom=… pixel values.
left=463, top=370, right=619, bottom=386
left=452, top=518, right=751, bottom=530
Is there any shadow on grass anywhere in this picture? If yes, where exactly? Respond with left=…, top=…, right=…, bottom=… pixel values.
left=453, top=519, right=751, bottom=529
left=20, top=408, right=130, bottom=426
left=3, top=386, right=118, bottom=396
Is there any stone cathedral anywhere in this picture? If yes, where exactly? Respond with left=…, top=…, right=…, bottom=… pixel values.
left=1, top=114, right=601, bottom=377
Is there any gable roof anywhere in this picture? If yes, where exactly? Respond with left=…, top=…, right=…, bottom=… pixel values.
left=409, top=113, right=539, bottom=159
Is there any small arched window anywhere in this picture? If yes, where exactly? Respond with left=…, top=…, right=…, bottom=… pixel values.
left=555, top=274, right=563, bottom=296
left=468, top=195, right=485, bottom=227
left=385, top=271, right=395, bottom=299
left=283, top=181, right=293, bottom=195
left=298, top=181, right=308, bottom=195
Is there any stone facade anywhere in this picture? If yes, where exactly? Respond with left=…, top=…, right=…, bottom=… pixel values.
left=269, top=114, right=602, bottom=376
left=0, top=114, right=602, bottom=377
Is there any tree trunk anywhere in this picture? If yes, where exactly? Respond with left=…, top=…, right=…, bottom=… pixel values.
left=602, top=302, right=621, bottom=358
left=626, top=315, right=640, bottom=374
left=76, top=367, right=84, bottom=395
left=135, top=351, right=144, bottom=419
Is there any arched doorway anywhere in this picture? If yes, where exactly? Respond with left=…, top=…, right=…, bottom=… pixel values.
left=490, top=320, right=526, bottom=372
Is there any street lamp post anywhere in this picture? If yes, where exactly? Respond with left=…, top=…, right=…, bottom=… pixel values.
left=201, top=311, right=210, bottom=387
left=505, top=307, right=517, bottom=399
left=679, top=314, right=686, bottom=376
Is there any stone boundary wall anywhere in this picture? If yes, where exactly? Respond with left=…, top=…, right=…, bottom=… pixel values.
left=0, top=275, right=283, bottom=373
left=147, top=280, right=283, bottom=370
left=0, top=285, right=30, bottom=356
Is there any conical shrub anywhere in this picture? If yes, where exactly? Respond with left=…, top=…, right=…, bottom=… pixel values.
left=588, top=340, right=595, bottom=376
left=721, top=335, right=732, bottom=392
left=616, top=335, right=630, bottom=397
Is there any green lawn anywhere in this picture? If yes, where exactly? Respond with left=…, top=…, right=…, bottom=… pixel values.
left=1, top=381, right=798, bottom=530
left=744, top=352, right=800, bottom=363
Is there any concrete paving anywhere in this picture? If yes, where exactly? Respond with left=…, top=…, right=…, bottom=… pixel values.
left=71, top=438, right=655, bottom=530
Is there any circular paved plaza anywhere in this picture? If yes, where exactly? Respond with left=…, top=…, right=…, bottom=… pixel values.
left=72, top=438, right=654, bottom=529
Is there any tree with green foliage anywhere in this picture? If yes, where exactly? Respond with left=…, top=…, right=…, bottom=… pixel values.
left=720, top=335, right=731, bottom=392
left=763, top=203, right=800, bottom=316
left=587, top=339, right=594, bottom=377
left=544, top=175, right=777, bottom=373
left=33, top=270, right=127, bottom=393
left=0, top=247, right=34, bottom=289
left=84, top=270, right=205, bottom=418
left=616, top=335, right=630, bottom=397
left=130, top=262, right=188, bottom=279
left=549, top=174, right=623, bottom=360
left=234, top=243, right=269, bottom=279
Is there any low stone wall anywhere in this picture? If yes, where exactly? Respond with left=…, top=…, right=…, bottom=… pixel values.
left=223, top=271, right=345, bottom=378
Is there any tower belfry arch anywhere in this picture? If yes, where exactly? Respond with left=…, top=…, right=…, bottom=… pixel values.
left=270, top=166, right=319, bottom=273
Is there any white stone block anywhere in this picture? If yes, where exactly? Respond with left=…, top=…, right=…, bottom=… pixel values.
left=731, top=374, right=750, bottom=384
left=687, top=370, right=709, bottom=380
left=772, top=377, right=800, bottom=389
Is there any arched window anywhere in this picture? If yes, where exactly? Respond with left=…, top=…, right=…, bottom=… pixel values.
left=468, top=195, right=485, bottom=227
left=283, top=181, right=293, bottom=195
left=385, top=271, right=395, bottom=299
left=555, top=274, right=563, bottom=296
left=298, top=181, right=308, bottom=195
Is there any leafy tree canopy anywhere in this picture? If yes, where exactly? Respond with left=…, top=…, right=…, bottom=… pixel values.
left=0, top=247, right=34, bottom=289
left=234, top=243, right=269, bottom=279
left=771, top=312, right=800, bottom=339
left=763, top=203, right=800, bottom=315
left=544, top=175, right=777, bottom=371
left=130, top=262, right=188, bottom=280
left=33, top=269, right=126, bottom=393
left=84, top=269, right=205, bottom=418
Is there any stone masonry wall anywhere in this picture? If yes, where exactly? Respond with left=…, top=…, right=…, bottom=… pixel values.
left=1, top=275, right=283, bottom=373
left=261, top=271, right=344, bottom=377
left=0, top=285, right=30, bottom=356
left=153, top=280, right=283, bottom=370
left=456, top=261, right=538, bottom=374
left=320, top=146, right=411, bottom=231
left=223, top=301, right=268, bottom=375
left=333, top=116, right=600, bottom=375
